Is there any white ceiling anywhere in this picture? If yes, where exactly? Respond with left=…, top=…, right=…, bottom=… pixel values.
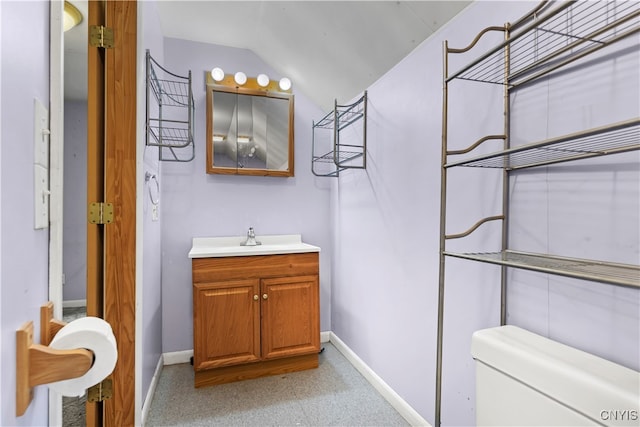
left=155, top=1, right=471, bottom=111
left=65, top=1, right=471, bottom=110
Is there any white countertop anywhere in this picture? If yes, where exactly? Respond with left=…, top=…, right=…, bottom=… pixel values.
left=188, top=234, right=321, bottom=258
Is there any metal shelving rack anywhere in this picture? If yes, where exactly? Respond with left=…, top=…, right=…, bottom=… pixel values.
left=436, top=1, right=640, bottom=426
left=146, top=50, right=195, bottom=162
left=312, top=91, right=367, bottom=177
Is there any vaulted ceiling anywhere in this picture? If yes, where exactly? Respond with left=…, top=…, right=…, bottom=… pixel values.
left=65, top=1, right=471, bottom=111
left=155, top=1, right=471, bottom=111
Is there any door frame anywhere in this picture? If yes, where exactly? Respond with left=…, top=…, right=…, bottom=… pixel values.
left=48, top=1, right=64, bottom=425
left=86, top=0, right=106, bottom=424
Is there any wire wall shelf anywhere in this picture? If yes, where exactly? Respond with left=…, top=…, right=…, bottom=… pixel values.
left=146, top=50, right=195, bottom=162
left=448, top=0, right=640, bottom=87
left=312, top=91, right=367, bottom=177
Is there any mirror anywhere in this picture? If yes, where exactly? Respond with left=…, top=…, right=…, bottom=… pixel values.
left=206, top=74, right=294, bottom=177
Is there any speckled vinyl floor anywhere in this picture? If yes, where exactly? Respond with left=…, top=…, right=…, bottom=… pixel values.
left=145, top=343, right=410, bottom=426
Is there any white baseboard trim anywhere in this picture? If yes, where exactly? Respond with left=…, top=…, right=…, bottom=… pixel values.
left=62, top=299, right=87, bottom=308
left=141, top=355, right=163, bottom=426
left=329, top=332, right=431, bottom=427
left=163, top=349, right=193, bottom=365
left=320, top=330, right=331, bottom=343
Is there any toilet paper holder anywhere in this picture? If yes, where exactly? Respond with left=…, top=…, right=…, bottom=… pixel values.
left=16, top=302, right=94, bottom=416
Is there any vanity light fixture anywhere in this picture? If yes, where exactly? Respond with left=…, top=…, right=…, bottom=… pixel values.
left=257, top=74, right=270, bottom=87
left=237, top=136, right=251, bottom=144
left=63, top=1, right=83, bottom=32
left=234, top=72, right=247, bottom=86
left=206, top=69, right=292, bottom=93
left=211, top=67, right=225, bottom=82
left=279, top=77, right=292, bottom=91
left=212, top=135, right=225, bottom=142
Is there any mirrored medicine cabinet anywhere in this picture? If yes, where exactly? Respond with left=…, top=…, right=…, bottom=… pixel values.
left=205, top=73, right=294, bottom=177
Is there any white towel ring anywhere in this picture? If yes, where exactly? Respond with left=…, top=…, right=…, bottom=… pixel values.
left=145, top=172, right=160, bottom=206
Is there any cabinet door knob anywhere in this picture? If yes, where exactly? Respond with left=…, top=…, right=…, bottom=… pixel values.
left=262, top=293, right=268, bottom=300
left=253, top=295, right=259, bottom=301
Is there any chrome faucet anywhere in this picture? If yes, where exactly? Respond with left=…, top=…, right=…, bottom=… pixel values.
left=241, top=227, right=261, bottom=246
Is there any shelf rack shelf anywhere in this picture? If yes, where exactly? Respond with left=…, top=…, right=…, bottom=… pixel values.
left=444, top=250, right=640, bottom=289
left=445, top=118, right=640, bottom=170
left=146, top=50, right=195, bottom=162
left=312, top=91, right=367, bottom=177
left=448, top=0, right=640, bottom=87
left=435, top=2, right=640, bottom=426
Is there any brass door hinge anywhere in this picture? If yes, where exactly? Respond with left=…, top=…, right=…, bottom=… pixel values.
left=89, top=25, right=114, bottom=49
left=87, top=378, right=113, bottom=403
left=88, top=202, right=114, bottom=224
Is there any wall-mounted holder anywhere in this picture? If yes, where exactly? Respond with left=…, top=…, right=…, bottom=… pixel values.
left=146, top=50, right=195, bottom=162
left=16, top=302, right=93, bottom=416
left=312, top=91, right=367, bottom=177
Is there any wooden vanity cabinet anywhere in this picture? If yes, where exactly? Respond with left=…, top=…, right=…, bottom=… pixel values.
left=192, top=252, right=320, bottom=387
left=193, top=278, right=261, bottom=369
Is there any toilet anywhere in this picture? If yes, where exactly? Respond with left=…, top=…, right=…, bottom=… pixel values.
left=472, top=325, right=640, bottom=426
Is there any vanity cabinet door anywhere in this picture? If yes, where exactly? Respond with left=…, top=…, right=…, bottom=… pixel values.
left=193, top=279, right=261, bottom=370
left=261, top=275, right=320, bottom=360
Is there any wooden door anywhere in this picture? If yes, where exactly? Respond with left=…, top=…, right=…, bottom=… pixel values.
left=87, top=1, right=137, bottom=425
left=193, top=279, right=261, bottom=370
left=261, top=275, right=320, bottom=359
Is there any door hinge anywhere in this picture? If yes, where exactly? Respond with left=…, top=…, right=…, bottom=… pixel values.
left=88, top=202, right=114, bottom=224
left=89, top=25, right=114, bottom=49
left=87, top=378, right=113, bottom=403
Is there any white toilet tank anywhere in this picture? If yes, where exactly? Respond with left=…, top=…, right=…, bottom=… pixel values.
left=472, top=325, right=640, bottom=426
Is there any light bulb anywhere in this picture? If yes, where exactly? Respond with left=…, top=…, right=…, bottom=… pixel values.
left=211, top=67, right=225, bottom=82
left=279, top=77, right=292, bottom=91
left=63, top=1, right=83, bottom=32
left=257, top=74, right=270, bottom=87
left=234, top=72, right=247, bottom=86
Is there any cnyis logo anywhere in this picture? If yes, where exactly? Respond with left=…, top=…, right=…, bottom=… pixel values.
left=600, top=410, right=639, bottom=421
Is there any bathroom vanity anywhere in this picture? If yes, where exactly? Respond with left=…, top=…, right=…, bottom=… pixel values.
left=188, top=235, right=320, bottom=388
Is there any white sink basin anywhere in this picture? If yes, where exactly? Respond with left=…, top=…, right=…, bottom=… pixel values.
left=188, top=234, right=320, bottom=258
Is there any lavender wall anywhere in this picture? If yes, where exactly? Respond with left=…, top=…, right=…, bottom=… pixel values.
left=0, top=1, right=51, bottom=425
left=63, top=100, right=87, bottom=302
left=330, top=1, right=639, bottom=426
left=159, top=38, right=332, bottom=353
left=0, top=0, right=3, bottom=421
left=140, top=0, right=165, bottom=412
